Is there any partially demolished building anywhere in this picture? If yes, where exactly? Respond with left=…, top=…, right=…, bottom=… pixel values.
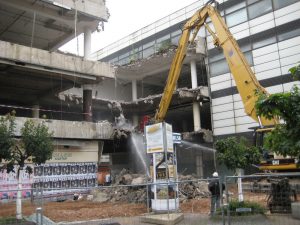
left=91, top=0, right=300, bottom=177
left=1, top=0, right=300, bottom=183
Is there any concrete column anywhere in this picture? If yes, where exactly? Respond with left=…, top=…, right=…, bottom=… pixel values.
left=84, top=27, right=92, bottom=60
left=190, top=60, right=198, bottom=88
left=83, top=85, right=93, bottom=122
left=32, top=104, right=39, bottom=118
left=193, top=102, right=201, bottom=131
left=132, top=80, right=139, bottom=127
left=191, top=60, right=203, bottom=178
left=98, top=141, right=104, bottom=166
left=190, top=60, right=201, bottom=131
left=132, top=80, right=137, bottom=101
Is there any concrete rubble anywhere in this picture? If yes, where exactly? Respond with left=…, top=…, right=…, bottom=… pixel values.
left=90, top=169, right=211, bottom=204
left=178, top=175, right=210, bottom=202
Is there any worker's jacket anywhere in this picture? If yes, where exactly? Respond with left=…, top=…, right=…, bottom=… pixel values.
left=208, top=179, right=225, bottom=196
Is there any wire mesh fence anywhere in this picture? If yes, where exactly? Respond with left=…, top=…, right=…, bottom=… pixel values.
left=0, top=175, right=299, bottom=225
left=224, top=173, right=300, bottom=225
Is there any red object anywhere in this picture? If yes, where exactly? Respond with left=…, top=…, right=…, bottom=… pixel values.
left=97, top=166, right=110, bottom=185
left=140, top=115, right=151, bottom=131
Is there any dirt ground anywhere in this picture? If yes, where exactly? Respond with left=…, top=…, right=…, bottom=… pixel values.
left=0, top=198, right=212, bottom=222
left=0, top=191, right=290, bottom=223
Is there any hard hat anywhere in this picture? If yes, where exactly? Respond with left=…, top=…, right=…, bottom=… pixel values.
left=212, top=172, right=219, bottom=177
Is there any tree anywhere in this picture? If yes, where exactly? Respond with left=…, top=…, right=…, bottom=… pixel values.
left=0, top=112, right=54, bottom=220
left=255, top=64, right=300, bottom=164
left=0, top=113, right=15, bottom=171
left=216, top=137, right=261, bottom=201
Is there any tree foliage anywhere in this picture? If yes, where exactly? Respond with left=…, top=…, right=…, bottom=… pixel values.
left=255, top=64, right=300, bottom=162
left=0, top=113, right=54, bottom=173
left=0, top=113, right=15, bottom=163
left=216, top=137, right=261, bottom=170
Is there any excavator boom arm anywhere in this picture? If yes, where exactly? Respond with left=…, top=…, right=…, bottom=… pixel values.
left=154, top=3, right=277, bottom=126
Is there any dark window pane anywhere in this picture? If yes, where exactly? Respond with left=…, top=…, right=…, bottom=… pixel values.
left=273, top=0, right=298, bottom=10
left=253, top=36, right=276, bottom=49
left=248, top=0, right=272, bottom=19
left=278, top=27, right=300, bottom=42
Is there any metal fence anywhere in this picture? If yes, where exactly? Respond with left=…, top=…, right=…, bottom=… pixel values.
left=224, top=173, right=300, bottom=225
left=0, top=174, right=299, bottom=225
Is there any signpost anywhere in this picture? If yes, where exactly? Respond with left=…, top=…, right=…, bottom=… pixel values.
left=145, top=122, right=181, bottom=212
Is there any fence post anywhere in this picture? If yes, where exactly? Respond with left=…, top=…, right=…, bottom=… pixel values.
left=219, top=178, right=225, bottom=225
left=225, top=176, right=231, bottom=225
left=146, top=183, right=150, bottom=213
left=36, top=207, right=43, bottom=225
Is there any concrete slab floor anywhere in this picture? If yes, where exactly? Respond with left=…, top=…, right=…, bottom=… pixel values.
left=140, top=213, right=184, bottom=225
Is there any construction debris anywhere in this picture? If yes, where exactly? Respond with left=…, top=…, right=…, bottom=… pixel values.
left=91, top=170, right=210, bottom=204
left=178, top=175, right=211, bottom=202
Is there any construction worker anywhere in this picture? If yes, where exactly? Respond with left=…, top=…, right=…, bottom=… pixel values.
left=208, top=172, right=225, bottom=216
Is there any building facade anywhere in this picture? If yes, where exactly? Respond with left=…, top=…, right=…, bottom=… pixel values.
left=94, top=0, right=300, bottom=139
left=92, top=0, right=300, bottom=176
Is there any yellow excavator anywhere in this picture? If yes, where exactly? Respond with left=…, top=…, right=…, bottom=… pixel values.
left=154, top=0, right=298, bottom=171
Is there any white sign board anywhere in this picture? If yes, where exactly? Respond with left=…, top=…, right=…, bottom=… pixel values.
left=166, top=123, right=174, bottom=152
left=145, top=123, right=164, bottom=153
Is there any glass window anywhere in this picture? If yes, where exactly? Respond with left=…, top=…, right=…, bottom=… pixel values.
left=129, top=51, right=141, bottom=61
left=210, top=59, right=230, bottom=76
left=240, top=43, right=252, bottom=52
left=210, top=51, right=253, bottom=77
left=143, top=47, right=155, bottom=58
left=109, top=57, right=119, bottom=64
left=171, top=29, right=182, bottom=37
left=248, top=0, right=272, bottom=19
left=253, top=36, right=276, bottom=49
left=143, top=41, right=155, bottom=49
left=244, top=51, right=253, bottom=66
left=156, top=34, right=171, bottom=45
left=209, top=52, right=225, bottom=63
left=273, top=0, right=298, bottom=10
left=225, top=1, right=246, bottom=14
left=277, top=27, right=300, bottom=42
left=171, top=35, right=180, bottom=45
left=226, top=8, right=247, bottom=27
left=119, top=57, right=130, bottom=65
left=248, top=0, right=260, bottom=4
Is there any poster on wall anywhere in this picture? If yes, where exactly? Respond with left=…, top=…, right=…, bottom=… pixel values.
left=32, top=162, right=97, bottom=190
left=1, top=162, right=98, bottom=202
left=0, top=165, right=33, bottom=201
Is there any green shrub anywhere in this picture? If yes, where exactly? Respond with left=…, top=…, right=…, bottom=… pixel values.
left=221, top=200, right=266, bottom=216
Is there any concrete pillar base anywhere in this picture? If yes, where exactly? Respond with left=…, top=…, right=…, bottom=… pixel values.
left=292, top=202, right=300, bottom=220
left=141, top=213, right=184, bottom=225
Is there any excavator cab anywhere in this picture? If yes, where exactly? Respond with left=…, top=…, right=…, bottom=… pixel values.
left=251, top=127, right=299, bottom=172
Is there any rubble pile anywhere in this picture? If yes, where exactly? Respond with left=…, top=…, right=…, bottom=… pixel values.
left=91, top=170, right=210, bottom=204
left=92, top=169, right=148, bottom=203
left=178, top=175, right=211, bottom=201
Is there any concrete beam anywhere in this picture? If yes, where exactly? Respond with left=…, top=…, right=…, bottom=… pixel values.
left=0, top=40, right=115, bottom=80
left=0, top=0, right=108, bottom=26
left=11, top=117, right=114, bottom=140
left=42, top=0, right=109, bottom=21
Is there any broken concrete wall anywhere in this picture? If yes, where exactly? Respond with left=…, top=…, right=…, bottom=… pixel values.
left=50, top=140, right=99, bottom=163
left=62, top=78, right=132, bottom=102
left=49, top=0, right=109, bottom=21
left=12, top=117, right=114, bottom=140
left=0, top=40, right=114, bottom=79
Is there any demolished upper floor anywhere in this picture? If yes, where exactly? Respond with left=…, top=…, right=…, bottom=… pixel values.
left=0, top=0, right=109, bottom=51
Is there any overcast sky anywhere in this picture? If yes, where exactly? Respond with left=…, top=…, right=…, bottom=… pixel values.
left=60, top=0, right=198, bottom=56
